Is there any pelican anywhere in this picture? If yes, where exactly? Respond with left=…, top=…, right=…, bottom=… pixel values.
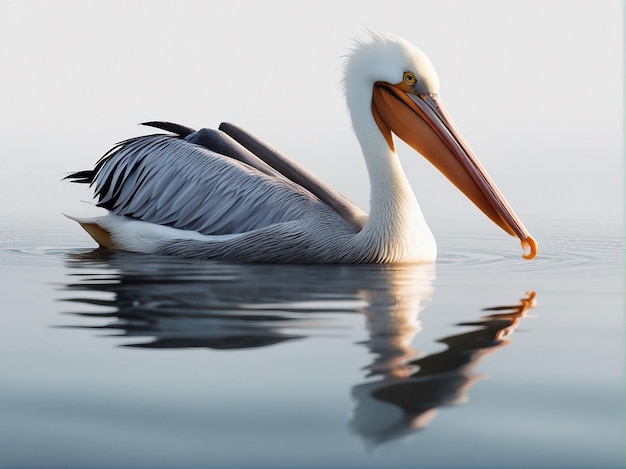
left=66, top=33, right=537, bottom=263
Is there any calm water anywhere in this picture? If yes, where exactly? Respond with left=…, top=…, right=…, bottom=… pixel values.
left=0, top=214, right=623, bottom=468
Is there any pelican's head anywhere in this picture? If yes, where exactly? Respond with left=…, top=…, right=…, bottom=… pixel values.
left=344, top=33, right=537, bottom=260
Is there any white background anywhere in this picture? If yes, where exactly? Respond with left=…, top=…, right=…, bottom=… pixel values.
left=0, top=0, right=622, bottom=230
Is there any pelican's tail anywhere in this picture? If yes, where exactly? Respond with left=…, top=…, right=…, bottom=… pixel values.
left=63, top=214, right=117, bottom=250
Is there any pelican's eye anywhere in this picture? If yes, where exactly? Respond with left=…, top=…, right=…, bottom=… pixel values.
left=403, top=71, right=416, bottom=86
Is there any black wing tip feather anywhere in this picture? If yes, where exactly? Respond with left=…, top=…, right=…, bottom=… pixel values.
left=140, top=121, right=197, bottom=138
left=64, top=169, right=96, bottom=184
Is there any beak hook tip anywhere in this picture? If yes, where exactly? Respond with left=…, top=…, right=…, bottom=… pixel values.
left=521, top=236, right=538, bottom=260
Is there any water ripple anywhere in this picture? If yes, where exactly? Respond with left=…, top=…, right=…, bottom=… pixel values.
left=1, top=217, right=622, bottom=278
left=437, top=228, right=623, bottom=276
left=0, top=219, right=88, bottom=267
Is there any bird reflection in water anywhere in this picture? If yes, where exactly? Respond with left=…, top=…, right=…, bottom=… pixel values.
left=60, top=250, right=536, bottom=444
left=352, top=290, right=536, bottom=445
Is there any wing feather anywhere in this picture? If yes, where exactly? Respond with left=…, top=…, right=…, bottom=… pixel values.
left=90, top=134, right=337, bottom=235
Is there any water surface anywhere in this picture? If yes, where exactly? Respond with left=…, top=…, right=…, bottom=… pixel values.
left=0, top=215, right=623, bottom=468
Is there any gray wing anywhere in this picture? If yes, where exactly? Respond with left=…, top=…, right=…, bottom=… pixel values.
left=88, top=134, right=337, bottom=235
left=142, top=121, right=367, bottom=231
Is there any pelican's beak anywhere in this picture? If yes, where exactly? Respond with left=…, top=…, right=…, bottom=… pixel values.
left=372, top=82, right=537, bottom=260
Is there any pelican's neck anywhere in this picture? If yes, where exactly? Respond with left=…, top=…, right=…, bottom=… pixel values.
left=365, top=142, right=418, bottom=227
left=347, top=89, right=436, bottom=262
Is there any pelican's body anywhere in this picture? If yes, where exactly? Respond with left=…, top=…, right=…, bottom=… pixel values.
left=67, top=33, right=537, bottom=263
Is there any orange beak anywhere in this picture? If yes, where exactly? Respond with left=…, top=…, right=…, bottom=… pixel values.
left=372, top=82, right=537, bottom=260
